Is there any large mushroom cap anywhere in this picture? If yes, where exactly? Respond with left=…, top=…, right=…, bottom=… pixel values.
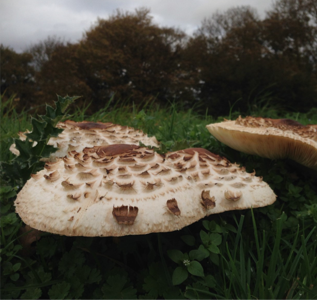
left=206, top=116, right=317, bottom=170
left=10, top=120, right=159, bottom=159
left=15, top=144, right=276, bottom=237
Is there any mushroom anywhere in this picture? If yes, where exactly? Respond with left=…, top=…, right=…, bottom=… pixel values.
left=10, top=120, right=159, bottom=159
left=15, top=144, right=276, bottom=237
left=206, top=116, right=317, bottom=170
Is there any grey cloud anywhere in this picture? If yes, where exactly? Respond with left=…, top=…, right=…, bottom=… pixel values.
left=0, top=0, right=272, bottom=53
left=103, top=0, right=270, bottom=34
left=50, top=0, right=124, bottom=14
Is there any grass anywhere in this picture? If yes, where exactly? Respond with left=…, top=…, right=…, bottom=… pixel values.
left=1, top=94, right=317, bottom=299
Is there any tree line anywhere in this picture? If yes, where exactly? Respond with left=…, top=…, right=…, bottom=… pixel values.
left=1, top=0, right=317, bottom=116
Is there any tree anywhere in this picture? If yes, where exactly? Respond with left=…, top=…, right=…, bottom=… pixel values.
left=77, top=8, right=188, bottom=108
left=184, top=2, right=317, bottom=115
left=184, top=6, right=266, bottom=115
left=0, top=45, right=35, bottom=104
left=261, top=0, right=317, bottom=110
left=34, top=43, right=92, bottom=109
left=26, top=36, right=65, bottom=71
left=263, top=0, right=316, bottom=58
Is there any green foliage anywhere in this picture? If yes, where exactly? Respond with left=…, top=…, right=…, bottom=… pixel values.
left=0, top=95, right=80, bottom=186
left=0, top=96, right=316, bottom=299
left=101, top=270, right=137, bottom=299
left=0, top=94, right=33, bottom=164
left=167, top=248, right=205, bottom=285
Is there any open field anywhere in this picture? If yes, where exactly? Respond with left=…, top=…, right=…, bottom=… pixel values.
left=1, top=95, right=317, bottom=299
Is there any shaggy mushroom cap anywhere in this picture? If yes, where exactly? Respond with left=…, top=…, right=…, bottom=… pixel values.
left=10, top=120, right=159, bottom=158
left=206, top=116, right=317, bottom=170
left=15, top=144, right=276, bottom=237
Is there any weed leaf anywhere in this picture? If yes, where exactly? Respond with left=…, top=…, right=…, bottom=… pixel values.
left=21, top=288, right=42, bottom=300
left=48, top=281, right=71, bottom=300
left=167, top=249, right=184, bottom=264
left=189, top=245, right=210, bottom=261
left=172, top=266, right=188, bottom=285
left=188, top=261, right=204, bottom=277
left=101, top=274, right=137, bottom=299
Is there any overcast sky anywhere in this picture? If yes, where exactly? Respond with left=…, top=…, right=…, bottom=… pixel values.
left=1, top=0, right=274, bottom=53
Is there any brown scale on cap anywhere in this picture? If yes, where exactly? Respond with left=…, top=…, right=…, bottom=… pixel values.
left=112, top=205, right=139, bottom=225
left=201, top=169, right=211, bottom=176
left=82, top=154, right=92, bottom=161
left=118, top=157, right=137, bottom=164
left=78, top=170, right=100, bottom=180
left=165, top=175, right=183, bottom=183
left=85, top=144, right=140, bottom=157
left=213, top=167, right=230, bottom=175
left=201, top=190, right=216, bottom=209
left=75, top=163, right=90, bottom=171
left=151, top=162, right=161, bottom=168
left=230, top=182, right=246, bottom=188
left=67, top=193, right=81, bottom=201
left=44, top=171, right=60, bottom=182
left=155, top=168, right=171, bottom=175
left=118, top=166, right=127, bottom=173
left=116, top=181, right=135, bottom=190
left=166, top=198, right=181, bottom=216
left=44, top=162, right=60, bottom=171
left=63, top=120, right=115, bottom=130
left=168, top=153, right=181, bottom=160
left=61, top=180, right=83, bottom=189
left=85, top=181, right=97, bottom=188
left=117, top=174, right=132, bottom=180
left=62, top=156, right=73, bottom=164
left=137, top=170, right=151, bottom=178
left=225, top=190, right=242, bottom=202
left=141, top=180, right=162, bottom=191
left=65, top=164, right=75, bottom=171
